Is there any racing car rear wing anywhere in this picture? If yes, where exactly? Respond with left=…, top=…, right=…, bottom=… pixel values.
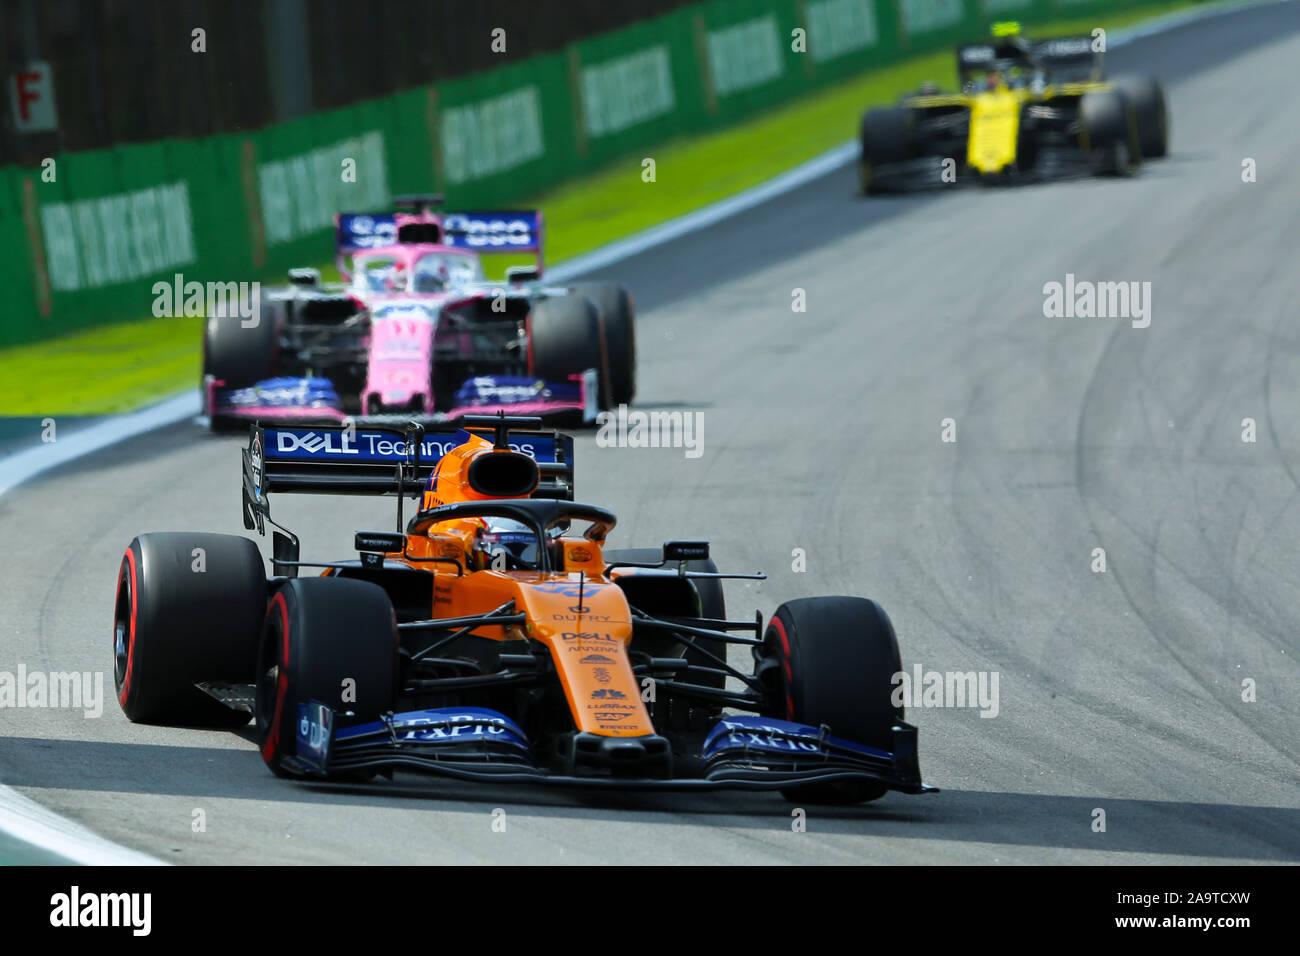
left=334, top=208, right=545, bottom=277
left=956, top=33, right=1101, bottom=85
left=1034, top=35, right=1103, bottom=82
left=439, top=211, right=544, bottom=275
left=242, top=421, right=575, bottom=536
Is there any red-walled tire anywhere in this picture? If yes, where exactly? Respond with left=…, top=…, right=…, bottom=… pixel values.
left=114, top=533, right=266, bottom=726
left=255, top=577, right=398, bottom=778
left=760, top=596, right=902, bottom=804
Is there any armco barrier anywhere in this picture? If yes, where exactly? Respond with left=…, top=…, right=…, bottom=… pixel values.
left=0, top=0, right=1193, bottom=349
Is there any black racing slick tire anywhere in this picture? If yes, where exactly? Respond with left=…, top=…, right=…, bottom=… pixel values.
left=527, top=295, right=611, bottom=410
left=202, top=300, right=280, bottom=389
left=114, top=533, right=266, bottom=727
left=1080, top=88, right=1141, bottom=177
left=571, top=282, right=636, bottom=406
left=859, top=107, right=912, bottom=195
left=1112, top=75, right=1168, bottom=159
left=255, top=577, right=398, bottom=778
left=759, top=596, right=903, bottom=804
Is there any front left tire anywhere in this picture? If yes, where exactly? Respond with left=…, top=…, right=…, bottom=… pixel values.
left=114, top=533, right=266, bottom=726
left=255, top=577, right=399, bottom=778
left=758, top=596, right=903, bottom=804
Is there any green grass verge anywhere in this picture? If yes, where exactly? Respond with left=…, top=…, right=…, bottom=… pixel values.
left=0, top=1, right=1197, bottom=417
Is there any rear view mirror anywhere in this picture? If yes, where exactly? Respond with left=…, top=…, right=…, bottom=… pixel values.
left=355, top=531, right=406, bottom=554
left=663, top=540, right=709, bottom=563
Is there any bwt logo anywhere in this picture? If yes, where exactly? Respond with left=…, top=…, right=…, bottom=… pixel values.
left=275, top=431, right=357, bottom=455
left=344, top=215, right=396, bottom=247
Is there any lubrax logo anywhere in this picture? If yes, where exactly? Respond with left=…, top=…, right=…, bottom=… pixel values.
left=50, top=886, right=151, bottom=936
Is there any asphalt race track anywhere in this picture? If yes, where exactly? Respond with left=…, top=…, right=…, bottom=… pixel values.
left=2, top=3, right=1299, bottom=864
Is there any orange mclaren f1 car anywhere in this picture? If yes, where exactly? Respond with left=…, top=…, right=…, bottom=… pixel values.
left=113, top=416, right=933, bottom=803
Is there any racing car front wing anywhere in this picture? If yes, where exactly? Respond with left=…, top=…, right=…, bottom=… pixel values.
left=283, top=704, right=937, bottom=794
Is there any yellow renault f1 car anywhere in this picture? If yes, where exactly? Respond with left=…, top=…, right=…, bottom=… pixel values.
left=859, top=24, right=1168, bottom=193
left=112, top=416, right=934, bottom=804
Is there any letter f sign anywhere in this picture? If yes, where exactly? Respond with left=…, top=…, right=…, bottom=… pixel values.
left=16, top=72, right=40, bottom=120
left=10, top=63, right=56, bottom=131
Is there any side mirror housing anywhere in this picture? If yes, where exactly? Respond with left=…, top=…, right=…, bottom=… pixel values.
left=663, top=540, right=709, bottom=563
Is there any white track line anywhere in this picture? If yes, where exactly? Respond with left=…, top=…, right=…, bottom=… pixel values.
left=0, top=0, right=1285, bottom=867
left=0, top=391, right=199, bottom=499
left=0, top=786, right=163, bottom=865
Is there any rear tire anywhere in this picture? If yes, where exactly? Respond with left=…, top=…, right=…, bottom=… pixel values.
left=759, top=596, right=902, bottom=804
left=527, top=295, right=611, bottom=410
left=114, top=533, right=266, bottom=726
left=1112, top=75, right=1168, bottom=159
left=1080, top=89, right=1141, bottom=177
left=255, top=577, right=398, bottom=778
left=571, top=283, right=635, bottom=406
left=860, top=107, right=912, bottom=195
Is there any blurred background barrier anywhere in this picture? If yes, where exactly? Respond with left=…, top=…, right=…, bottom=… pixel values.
left=0, top=0, right=1189, bottom=348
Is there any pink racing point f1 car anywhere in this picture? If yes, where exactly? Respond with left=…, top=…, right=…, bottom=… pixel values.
left=202, top=197, right=633, bottom=430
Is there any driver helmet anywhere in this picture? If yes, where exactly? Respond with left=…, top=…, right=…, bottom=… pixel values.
left=383, top=260, right=407, bottom=292
left=473, top=518, right=539, bottom=570
left=415, top=259, right=450, bottom=293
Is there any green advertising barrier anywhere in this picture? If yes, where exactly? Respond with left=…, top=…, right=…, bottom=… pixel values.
left=0, top=0, right=1197, bottom=350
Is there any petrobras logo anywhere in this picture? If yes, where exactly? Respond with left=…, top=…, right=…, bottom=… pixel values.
left=275, top=430, right=358, bottom=456
left=443, top=213, right=538, bottom=249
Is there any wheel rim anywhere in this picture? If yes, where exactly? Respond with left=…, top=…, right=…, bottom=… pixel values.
left=255, top=628, right=282, bottom=738
left=113, top=569, right=131, bottom=692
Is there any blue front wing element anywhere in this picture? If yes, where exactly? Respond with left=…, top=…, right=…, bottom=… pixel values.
left=217, top=377, right=343, bottom=411
left=290, top=704, right=934, bottom=794
left=701, top=715, right=894, bottom=763
left=453, top=375, right=581, bottom=408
